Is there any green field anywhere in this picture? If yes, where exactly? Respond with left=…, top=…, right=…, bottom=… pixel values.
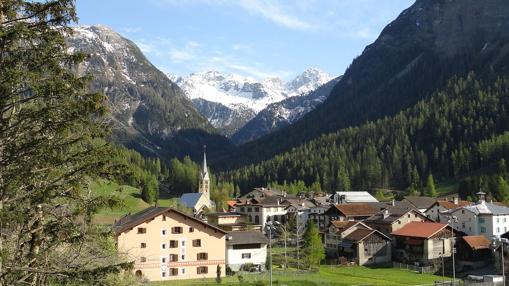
left=150, top=266, right=449, bottom=286
left=436, top=180, right=459, bottom=196
left=91, top=179, right=179, bottom=224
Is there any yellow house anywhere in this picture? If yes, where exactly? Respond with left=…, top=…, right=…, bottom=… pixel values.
left=113, top=207, right=226, bottom=281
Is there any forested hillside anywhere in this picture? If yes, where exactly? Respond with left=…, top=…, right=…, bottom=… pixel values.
left=219, top=74, right=509, bottom=201
left=215, top=0, right=509, bottom=170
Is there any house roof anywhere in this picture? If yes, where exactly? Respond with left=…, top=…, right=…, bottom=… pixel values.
left=456, top=201, right=509, bottom=215
left=436, top=200, right=470, bottom=209
left=403, top=196, right=437, bottom=209
left=113, top=206, right=227, bottom=235
left=239, top=188, right=282, bottom=199
left=463, top=235, right=491, bottom=250
left=283, top=198, right=317, bottom=210
left=391, top=222, right=449, bottom=239
left=226, top=200, right=237, bottom=208
left=332, top=203, right=378, bottom=217
left=180, top=193, right=205, bottom=209
left=335, top=191, right=378, bottom=203
left=364, top=209, right=427, bottom=225
left=344, top=228, right=391, bottom=242
left=226, top=231, right=268, bottom=246
left=206, top=212, right=243, bottom=217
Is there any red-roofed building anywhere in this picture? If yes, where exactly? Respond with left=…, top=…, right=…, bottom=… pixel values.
left=391, top=222, right=454, bottom=263
left=456, top=236, right=492, bottom=269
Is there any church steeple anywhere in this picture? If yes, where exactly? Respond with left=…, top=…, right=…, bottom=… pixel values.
left=201, top=145, right=209, bottom=180
left=199, top=145, right=210, bottom=200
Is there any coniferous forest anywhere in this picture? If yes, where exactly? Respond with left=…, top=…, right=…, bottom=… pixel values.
left=218, top=74, right=509, bottom=201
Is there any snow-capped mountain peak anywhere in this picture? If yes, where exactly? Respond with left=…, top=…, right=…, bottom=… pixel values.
left=170, top=68, right=332, bottom=113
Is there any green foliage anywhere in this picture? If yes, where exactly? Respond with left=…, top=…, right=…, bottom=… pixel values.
left=221, top=74, right=509, bottom=200
left=110, top=145, right=165, bottom=204
left=167, top=156, right=200, bottom=194
left=425, top=174, right=437, bottom=197
left=0, top=1, right=130, bottom=284
left=216, top=265, right=222, bottom=284
left=301, top=221, right=325, bottom=269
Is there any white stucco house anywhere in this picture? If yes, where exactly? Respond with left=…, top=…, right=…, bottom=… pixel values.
left=236, top=196, right=289, bottom=230
left=447, top=194, right=509, bottom=238
left=226, top=231, right=268, bottom=271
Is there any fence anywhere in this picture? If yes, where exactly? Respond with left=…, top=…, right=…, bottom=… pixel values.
left=392, top=262, right=435, bottom=274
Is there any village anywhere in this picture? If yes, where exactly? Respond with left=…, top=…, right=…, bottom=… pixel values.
left=113, top=152, right=509, bottom=285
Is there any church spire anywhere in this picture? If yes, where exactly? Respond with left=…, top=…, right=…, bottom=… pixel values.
left=202, top=145, right=209, bottom=179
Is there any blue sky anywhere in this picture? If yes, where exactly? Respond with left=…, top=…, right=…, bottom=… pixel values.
left=76, top=0, right=415, bottom=80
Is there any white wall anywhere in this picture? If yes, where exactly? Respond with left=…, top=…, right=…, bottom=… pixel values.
left=226, top=245, right=267, bottom=271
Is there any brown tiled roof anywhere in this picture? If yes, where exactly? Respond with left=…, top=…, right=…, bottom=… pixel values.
left=113, top=207, right=227, bottom=235
left=334, top=203, right=378, bottom=217
left=391, top=222, right=448, bottom=238
left=344, top=229, right=375, bottom=242
left=463, top=235, right=491, bottom=250
left=403, top=196, right=437, bottom=209
left=437, top=200, right=470, bottom=209
left=331, top=220, right=359, bottom=231
left=227, top=200, right=237, bottom=207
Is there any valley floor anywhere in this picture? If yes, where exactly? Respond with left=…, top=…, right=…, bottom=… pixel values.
left=150, top=265, right=450, bottom=286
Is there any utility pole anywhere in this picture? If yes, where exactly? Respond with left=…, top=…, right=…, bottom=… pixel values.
left=296, top=210, right=300, bottom=270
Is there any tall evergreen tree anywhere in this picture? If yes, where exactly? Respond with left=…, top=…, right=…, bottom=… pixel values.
left=426, top=174, right=437, bottom=197
left=301, top=221, right=325, bottom=269
left=0, top=1, right=130, bottom=284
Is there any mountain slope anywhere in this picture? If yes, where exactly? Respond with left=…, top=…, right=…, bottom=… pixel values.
left=222, top=75, right=509, bottom=195
left=231, top=76, right=341, bottom=145
left=68, top=25, right=233, bottom=161
left=191, top=98, right=256, bottom=137
left=172, top=68, right=333, bottom=136
left=216, top=0, right=509, bottom=170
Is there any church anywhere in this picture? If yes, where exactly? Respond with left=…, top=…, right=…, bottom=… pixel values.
left=179, top=147, right=215, bottom=217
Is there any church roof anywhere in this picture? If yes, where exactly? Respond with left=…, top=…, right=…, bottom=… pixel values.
left=180, top=193, right=205, bottom=209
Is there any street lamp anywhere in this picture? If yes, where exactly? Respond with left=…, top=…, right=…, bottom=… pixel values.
left=447, top=216, right=458, bottom=284
left=491, top=237, right=509, bottom=285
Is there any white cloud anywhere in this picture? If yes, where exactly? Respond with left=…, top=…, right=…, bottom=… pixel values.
left=169, top=49, right=196, bottom=63
left=236, top=0, right=313, bottom=31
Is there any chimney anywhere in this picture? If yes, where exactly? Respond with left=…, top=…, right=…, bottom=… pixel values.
left=453, top=197, right=459, bottom=205
left=391, top=199, right=395, bottom=207
left=383, top=209, right=390, bottom=219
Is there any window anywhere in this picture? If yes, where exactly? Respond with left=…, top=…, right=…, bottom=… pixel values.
left=462, top=222, right=465, bottom=229
left=172, top=227, right=183, bottom=234
left=255, top=207, right=260, bottom=212
left=189, top=227, right=194, bottom=233
left=407, top=214, right=411, bottom=218
left=481, top=227, right=486, bottom=233
left=197, top=253, right=208, bottom=260
left=161, top=271, right=166, bottom=277
left=161, top=257, right=167, bottom=264
left=170, top=268, right=178, bottom=276
left=181, top=268, right=185, bottom=274
left=162, top=215, right=166, bottom=221
left=505, top=217, right=507, bottom=223
left=193, top=239, right=202, bottom=247
left=169, top=254, right=178, bottom=262
left=161, top=229, right=167, bottom=236
left=140, top=242, right=146, bottom=248
left=161, top=243, right=167, bottom=250
left=197, top=266, right=208, bottom=274
left=240, top=207, right=245, bottom=212
left=242, top=253, right=251, bottom=259
left=497, top=227, right=501, bottom=233
left=137, top=227, right=146, bottom=234
left=181, top=254, right=185, bottom=260
left=479, top=218, right=485, bottom=223
left=248, top=207, right=252, bottom=212
left=181, top=240, right=185, bottom=246
left=170, top=240, right=178, bottom=248
left=497, top=218, right=500, bottom=223
left=140, top=257, right=146, bottom=263
left=462, top=210, right=465, bottom=214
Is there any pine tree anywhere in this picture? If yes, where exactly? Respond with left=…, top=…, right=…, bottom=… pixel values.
left=302, top=221, right=325, bottom=269
left=497, top=176, right=509, bottom=203
left=0, top=1, right=130, bottom=284
left=426, top=174, right=437, bottom=197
